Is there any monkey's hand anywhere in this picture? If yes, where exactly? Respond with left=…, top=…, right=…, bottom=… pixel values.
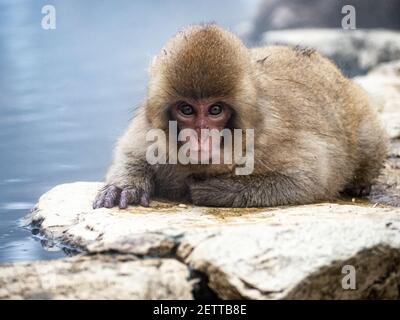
left=93, top=184, right=151, bottom=209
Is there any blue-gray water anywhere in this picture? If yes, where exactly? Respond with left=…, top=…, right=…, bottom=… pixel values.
left=0, top=0, right=258, bottom=262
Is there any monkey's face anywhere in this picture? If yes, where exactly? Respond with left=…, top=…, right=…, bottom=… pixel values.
left=169, top=99, right=232, bottom=162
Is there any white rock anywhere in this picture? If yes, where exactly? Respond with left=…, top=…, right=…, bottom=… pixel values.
left=355, top=60, right=400, bottom=139
left=261, top=29, right=400, bottom=76
left=0, top=254, right=193, bottom=299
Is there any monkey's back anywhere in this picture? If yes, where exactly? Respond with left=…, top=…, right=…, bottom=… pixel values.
left=250, top=45, right=387, bottom=196
left=251, top=46, right=365, bottom=140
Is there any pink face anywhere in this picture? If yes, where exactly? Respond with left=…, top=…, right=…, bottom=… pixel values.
left=170, top=100, right=232, bottom=160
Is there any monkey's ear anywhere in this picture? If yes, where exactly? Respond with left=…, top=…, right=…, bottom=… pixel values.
left=145, top=103, right=170, bottom=130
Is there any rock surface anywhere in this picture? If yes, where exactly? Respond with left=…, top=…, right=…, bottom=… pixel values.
left=0, top=254, right=193, bottom=299
left=246, top=0, right=400, bottom=43
left=0, top=181, right=398, bottom=299
left=260, top=29, right=400, bottom=76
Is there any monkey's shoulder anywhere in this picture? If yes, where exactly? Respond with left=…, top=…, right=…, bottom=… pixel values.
left=251, top=45, right=320, bottom=63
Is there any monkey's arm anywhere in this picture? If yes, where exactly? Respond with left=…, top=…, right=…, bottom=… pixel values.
left=188, top=172, right=328, bottom=207
left=93, top=109, right=154, bottom=209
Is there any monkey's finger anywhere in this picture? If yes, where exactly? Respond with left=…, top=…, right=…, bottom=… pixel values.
left=93, top=197, right=104, bottom=209
left=139, top=192, right=150, bottom=207
left=119, top=188, right=141, bottom=209
left=119, top=189, right=133, bottom=209
left=93, top=189, right=108, bottom=209
left=93, top=194, right=102, bottom=209
left=103, top=186, right=121, bottom=208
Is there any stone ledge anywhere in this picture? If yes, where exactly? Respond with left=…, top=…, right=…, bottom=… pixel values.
left=4, top=182, right=398, bottom=299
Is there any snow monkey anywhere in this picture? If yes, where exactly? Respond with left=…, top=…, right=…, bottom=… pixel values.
left=93, top=24, right=388, bottom=209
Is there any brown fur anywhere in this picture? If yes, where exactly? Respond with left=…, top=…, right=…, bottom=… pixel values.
left=94, top=24, right=388, bottom=209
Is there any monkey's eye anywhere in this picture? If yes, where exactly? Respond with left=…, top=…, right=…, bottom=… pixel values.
left=209, top=104, right=223, bottom=116
left=179, top=104, right=194, bottom=116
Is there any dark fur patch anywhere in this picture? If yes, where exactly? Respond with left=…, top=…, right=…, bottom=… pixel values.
left=257, top=55, right=270, bottom=64
left=293, top=45, right=316, bottom=57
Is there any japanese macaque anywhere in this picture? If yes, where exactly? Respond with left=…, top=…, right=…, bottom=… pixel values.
left=93, top=24, right=388, bottom=209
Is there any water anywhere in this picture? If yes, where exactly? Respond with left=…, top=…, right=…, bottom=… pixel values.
left=0, top=0, right=259, bottom=262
